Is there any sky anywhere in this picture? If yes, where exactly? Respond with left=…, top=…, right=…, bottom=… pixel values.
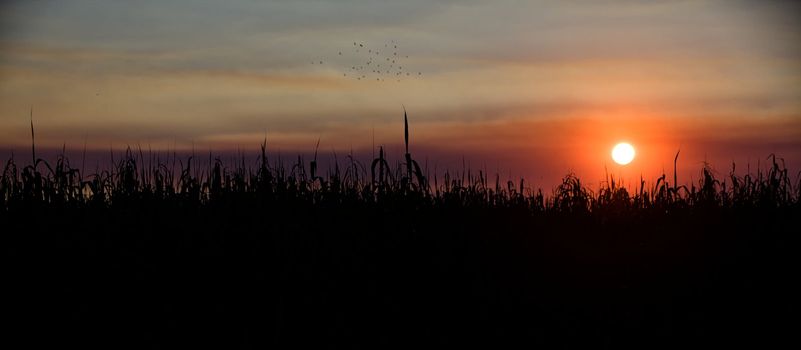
left=1, top=0, right=800, bottom=188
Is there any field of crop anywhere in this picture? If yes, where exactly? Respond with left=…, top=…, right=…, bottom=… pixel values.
left=3, top=119, right=799, bottom=348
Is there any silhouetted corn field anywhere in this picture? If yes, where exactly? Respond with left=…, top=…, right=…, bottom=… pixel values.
left=0, top=122, right=801, bottom=214
left=2, top=142, right=798, bottom=212
left=4, top=115, right=799, bottom=348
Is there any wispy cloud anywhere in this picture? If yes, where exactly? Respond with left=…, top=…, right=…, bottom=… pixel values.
left=1, top=0, right=800, bottom=187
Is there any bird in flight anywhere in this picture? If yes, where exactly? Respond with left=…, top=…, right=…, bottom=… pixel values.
left=315, top=40, right=422, bottom=83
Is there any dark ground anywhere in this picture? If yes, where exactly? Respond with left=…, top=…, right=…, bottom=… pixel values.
left=5, top=199, right=799, bottom=348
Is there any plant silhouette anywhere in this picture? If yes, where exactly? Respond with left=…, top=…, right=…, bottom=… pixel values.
left=3, top=111, right=799, bottom=348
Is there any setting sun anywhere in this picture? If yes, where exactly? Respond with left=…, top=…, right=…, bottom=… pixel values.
left=612, top=142, right=635, bottom=165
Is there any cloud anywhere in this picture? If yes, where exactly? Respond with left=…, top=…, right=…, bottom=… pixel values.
left=1, top=0, right=800, bottom=188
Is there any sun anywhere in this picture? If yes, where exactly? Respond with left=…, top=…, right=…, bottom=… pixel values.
left=612, top=142, right=635, bottom=165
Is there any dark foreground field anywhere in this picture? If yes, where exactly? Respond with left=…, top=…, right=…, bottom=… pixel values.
left=3, top=147, right=799, bottom=348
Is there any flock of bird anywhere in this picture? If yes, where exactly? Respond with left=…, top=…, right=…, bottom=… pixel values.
left=312, top=40, right=422, bottom=83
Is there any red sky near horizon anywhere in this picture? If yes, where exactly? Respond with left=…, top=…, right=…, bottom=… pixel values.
left=1, top=1, right=800, bottom=188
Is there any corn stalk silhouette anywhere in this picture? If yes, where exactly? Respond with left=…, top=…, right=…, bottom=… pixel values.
left=2, top=109, right=799, bottom=212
